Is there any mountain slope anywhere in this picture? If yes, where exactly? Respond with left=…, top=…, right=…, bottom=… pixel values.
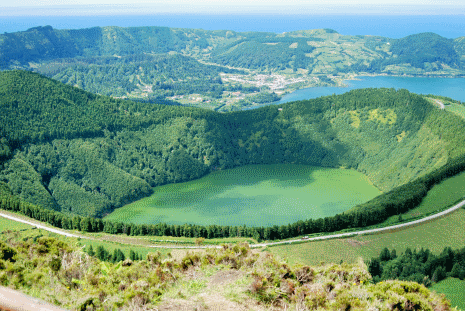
left=2, top=71, right=465, bottom=220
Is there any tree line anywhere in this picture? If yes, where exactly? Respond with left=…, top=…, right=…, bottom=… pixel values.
left=2, top=151, right=465, bottom=241
left=83, top=244, right=143, bottom=263
left=368, top=246, right=465, bottom=286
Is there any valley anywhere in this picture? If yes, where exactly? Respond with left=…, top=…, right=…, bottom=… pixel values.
left=1, top=23, right=465, bottom=310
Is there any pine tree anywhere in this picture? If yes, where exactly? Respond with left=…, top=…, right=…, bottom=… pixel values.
left=96, top=245, right=105, bottom=261
left=115, top=249, right=125, bottom=262
left=432, top=266, right=446, bottom=283
left=450, top=262, right=464, bottom=279
left=111, top=249, right=118, bottom=263
left=129, top=249, right=136, bottom=261
left=87, top=245, right=95, bottom=257
left=368, top=258, right=382, bottom=277
left=380, top=247, right=391, bottom=261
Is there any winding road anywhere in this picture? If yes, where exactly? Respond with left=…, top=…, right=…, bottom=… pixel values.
left=1, top=197, right=465, bottom=249
left=432, top=99, right=445, bottom=109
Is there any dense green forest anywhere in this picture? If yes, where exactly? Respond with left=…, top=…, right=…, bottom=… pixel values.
left=37, top=54, right=245, bottom=98
left=0, top=25, right=241, bottom=67
left=233, top=91, right=281, bottom=109
left=2, top=70, right=465, bottom=240
left=368, top=246, right=465, bottom=286
left=210, top=35, right=317, bottom=71
left=352, top=33, right=463, bottom=73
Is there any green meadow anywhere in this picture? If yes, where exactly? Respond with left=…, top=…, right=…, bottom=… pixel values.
left=431, top=278, right=465, bottom=311
left=0, top=216, right=33, bottom=232
left=105, top=164, right=381, bottom=227
left=269, top=209, right=465, bottom=266
left=380, top=170, right=465, bottom=225
left=445, top=103, right=465, bottom=120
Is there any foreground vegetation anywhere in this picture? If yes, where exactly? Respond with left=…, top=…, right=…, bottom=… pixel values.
left=367, top=246, right=465, bottom=310
left=368, top=246, right=465, bottom=286
left=0, top=229, right=455, bottom=310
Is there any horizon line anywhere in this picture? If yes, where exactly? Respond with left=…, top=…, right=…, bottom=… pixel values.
left=1, top=4, right=465, bottom=16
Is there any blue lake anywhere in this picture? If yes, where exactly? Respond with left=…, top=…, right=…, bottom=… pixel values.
left=274, top=76, right=465, bottom=106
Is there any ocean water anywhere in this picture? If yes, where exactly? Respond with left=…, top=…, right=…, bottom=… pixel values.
left=1, top=14, right=464, bottom=39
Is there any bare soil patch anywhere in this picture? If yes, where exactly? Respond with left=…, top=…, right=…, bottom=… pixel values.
left=345, top=238, right=369, bottom=247
left=208, top=269, right=244, bottom=287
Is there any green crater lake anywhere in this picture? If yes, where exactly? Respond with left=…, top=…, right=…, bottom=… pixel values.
left=105, top=164, right=381, bottom=227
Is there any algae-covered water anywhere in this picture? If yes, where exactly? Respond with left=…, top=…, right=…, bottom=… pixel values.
left=105, top=164, right=381, bottom=227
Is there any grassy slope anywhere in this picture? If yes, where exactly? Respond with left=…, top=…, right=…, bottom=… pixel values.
left=446, top=103, right=465, bottom=119
left=269, top=209, right=465, bottom=266
left=0, top=217, right=33, bottom=231
left=431, top=278, right=465, bottom=311
left=380, top=170, right=465, bottom=225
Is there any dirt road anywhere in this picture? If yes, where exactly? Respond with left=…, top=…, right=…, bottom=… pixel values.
left=1, top=198, right=464, bottom=249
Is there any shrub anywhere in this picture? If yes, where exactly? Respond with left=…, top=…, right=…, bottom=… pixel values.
left=294, top=266, right=314, bottom=284
left=0, top=241, right=16, bottom=262
left=49, top=256, right=62, bottom=272
left=146, top=252, right=161, bottom=265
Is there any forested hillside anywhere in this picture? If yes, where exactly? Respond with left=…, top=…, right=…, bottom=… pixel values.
left=209, top=35, right=317, bottom=71
left=0, top=25, right=240, bottom=67
left=37, top=54, right=245, bottom=98
left=358, top=32, right=462, bottom=73
left=2, top=70, right=465, bottom=225
left=1, top=26, right=465, bottom=109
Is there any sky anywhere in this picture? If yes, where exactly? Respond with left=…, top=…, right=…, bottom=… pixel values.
left=1, top=0, right=465, bottom=15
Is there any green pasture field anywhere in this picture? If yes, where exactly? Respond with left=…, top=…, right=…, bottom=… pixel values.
left=0, top=216, right=34, bottom=232
left=269, top=209, right=465, bottom=266
left=380, top=170, right=465, bottom=225
left=431, top=278, right=465, bottom=311
left=445, top=103, right=465, bottom=120
left=88, top=231, right=255, bottom=246
left=105, top=164, right=381, bottom=227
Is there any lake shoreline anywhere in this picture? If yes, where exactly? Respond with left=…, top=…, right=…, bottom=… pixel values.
left=253, top=74, right=465, bottom=109
left=105, top=164, right=381, bottom=227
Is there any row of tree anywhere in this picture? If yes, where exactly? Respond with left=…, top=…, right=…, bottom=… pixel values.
left=1, top=150, right=465, bottom=241
left=84, top=244, right=143, bottom=263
